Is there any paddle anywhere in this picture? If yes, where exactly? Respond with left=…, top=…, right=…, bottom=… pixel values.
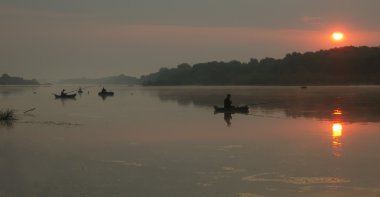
left=23, top=108, right=36, bottom=114
left=66, top=89, right=79, bottom=94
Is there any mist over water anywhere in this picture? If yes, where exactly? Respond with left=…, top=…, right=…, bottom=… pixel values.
left=1, top=85, right=380, bottom=196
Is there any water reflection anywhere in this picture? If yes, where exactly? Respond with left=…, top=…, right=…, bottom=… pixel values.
left=332, top=122, right=343, bottom=157
left=214, top=111, right=233, bottom=127
left=100, top=95, right=107, bottom=101
left=1, top=86, right=380, bottom=196
left=54, top=97, right=76, bottom=106
left=146, top=86, right=380, bottom=123
left=224, top=113, right=232, bottom=127
left=99, top=94, right=114, bottom=101
left=331, top=108, right=343, bottom=158
left=0, top=86, right=36, bottom=98
left=0, top=119, right=14, bottom=129
left=333, top=109, right=343, bottom=115
left=215, top=110, right=248, bottom=127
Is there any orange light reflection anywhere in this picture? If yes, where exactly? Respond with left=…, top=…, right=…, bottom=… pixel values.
left=333, top=109, right=343, bottom=115
left=332, top=123, right=343, bottom=136
left=331, top=122, right=343, bottom=158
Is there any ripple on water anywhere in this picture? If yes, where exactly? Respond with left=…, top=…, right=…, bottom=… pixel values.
left=242, top=173, right=350, bottom=185
left=238, top=192, right=267, bottom=197
left=19, top=120, right=81, bottom=127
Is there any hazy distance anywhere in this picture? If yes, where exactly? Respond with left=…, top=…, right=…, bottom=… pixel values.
left=1, top=0, right=380, bottom=81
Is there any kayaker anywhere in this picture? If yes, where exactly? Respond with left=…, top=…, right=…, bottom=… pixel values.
left=61, top=89, right=66, bottom=96
left=101, top=87, right=107, bottom=93
left=224, top=94, right=232, bottom=109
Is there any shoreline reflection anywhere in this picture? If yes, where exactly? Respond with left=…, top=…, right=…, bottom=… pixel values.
left=147, top=86, right=380, bottom=123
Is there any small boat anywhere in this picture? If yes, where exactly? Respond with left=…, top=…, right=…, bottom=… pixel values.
left=301, top=86, right=307, bottom=89
left=214, top=105, right=249, bottom=114
left=78, top=89, right=83, bottom=94
left=54, top=93, right=76, bottom=99
left=98, top=91, right=114, bottom=96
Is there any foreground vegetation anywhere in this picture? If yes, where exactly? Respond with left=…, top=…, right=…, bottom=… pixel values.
left=0, top=109, right=15, bottom=121
left=0, top=109, right=16, bottom=128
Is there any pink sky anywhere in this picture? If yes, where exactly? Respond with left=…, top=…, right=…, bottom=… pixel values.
left=1, top=3, right=380, bottom=80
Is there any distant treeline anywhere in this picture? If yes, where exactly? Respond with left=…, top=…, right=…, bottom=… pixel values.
left=141, top=46, right=380, bottom=85
left=59, top=74, right=140, bottom=85
left=0, top=74, right=39, bottom=85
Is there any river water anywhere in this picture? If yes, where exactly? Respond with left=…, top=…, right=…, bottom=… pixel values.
left=1, top=85, right=380, bottom=197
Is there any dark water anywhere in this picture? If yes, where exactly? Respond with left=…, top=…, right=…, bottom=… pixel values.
left=1, top=85, right=380, bottom=197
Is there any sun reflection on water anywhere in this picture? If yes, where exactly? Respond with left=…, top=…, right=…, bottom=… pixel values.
left=333, top=109, right=343, bottom=115
left=332, top=123, right=343, bottom=137
left=331, top=109, right=343, bottom=158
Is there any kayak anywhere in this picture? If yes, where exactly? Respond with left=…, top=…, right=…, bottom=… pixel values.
left=98, top=91, right=114, bottom=96
left=214, top=105, right=249, bottom=113
left=54, top=94, right=76, bottom=99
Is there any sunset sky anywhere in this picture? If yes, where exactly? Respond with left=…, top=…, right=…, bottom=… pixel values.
left=1, top=0, right=380, bottom=80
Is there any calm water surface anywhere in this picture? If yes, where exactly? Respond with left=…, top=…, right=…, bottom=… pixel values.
left=1, top=86, right=380, bottom=197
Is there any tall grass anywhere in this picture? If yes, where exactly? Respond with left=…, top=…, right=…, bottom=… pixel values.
left=0, top=109, right=15, bottom=121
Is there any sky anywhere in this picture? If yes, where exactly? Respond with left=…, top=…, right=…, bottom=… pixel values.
left=1, top=0, right=380, bottom=80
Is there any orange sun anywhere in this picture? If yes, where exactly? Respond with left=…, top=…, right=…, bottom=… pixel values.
left=332, top=32, right=344, bottom=41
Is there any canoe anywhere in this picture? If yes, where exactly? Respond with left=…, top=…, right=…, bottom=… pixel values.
left=54, top=93, right=76, bottom=99
left=98, top=91, right=114, bottom=96
left=214, top=105, right=249, bottom=113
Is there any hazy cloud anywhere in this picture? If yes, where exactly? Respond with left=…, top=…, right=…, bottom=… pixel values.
left=302, top=16, right=324, bottom=25
left=1, top=0, right=380, bottom=80
left=0, top=6, right=88, bottom=19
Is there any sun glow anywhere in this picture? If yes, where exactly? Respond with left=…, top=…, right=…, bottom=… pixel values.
left=332, top=32, right=344, bottom=41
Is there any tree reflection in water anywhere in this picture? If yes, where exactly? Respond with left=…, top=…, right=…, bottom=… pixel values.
left=152, top=86, right=380, bottom=123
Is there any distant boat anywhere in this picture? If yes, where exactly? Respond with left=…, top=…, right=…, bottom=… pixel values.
left=78, top=88, right=83, bottom=94
left=214, top=105, right=249, bottom=114
left=301, top=86, right=307, bottom=89
left=98, top=91, right=114, bottom=97
left=54, top=93, right=76, bottom=99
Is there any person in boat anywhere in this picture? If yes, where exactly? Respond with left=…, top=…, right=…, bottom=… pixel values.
left=61, top=89, right=67, bottom=96
left=78, top=87, right=83, bottom=93
left=224, top=94, right=232, bottom=109
left=101, top=87, right=107, bottom=93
